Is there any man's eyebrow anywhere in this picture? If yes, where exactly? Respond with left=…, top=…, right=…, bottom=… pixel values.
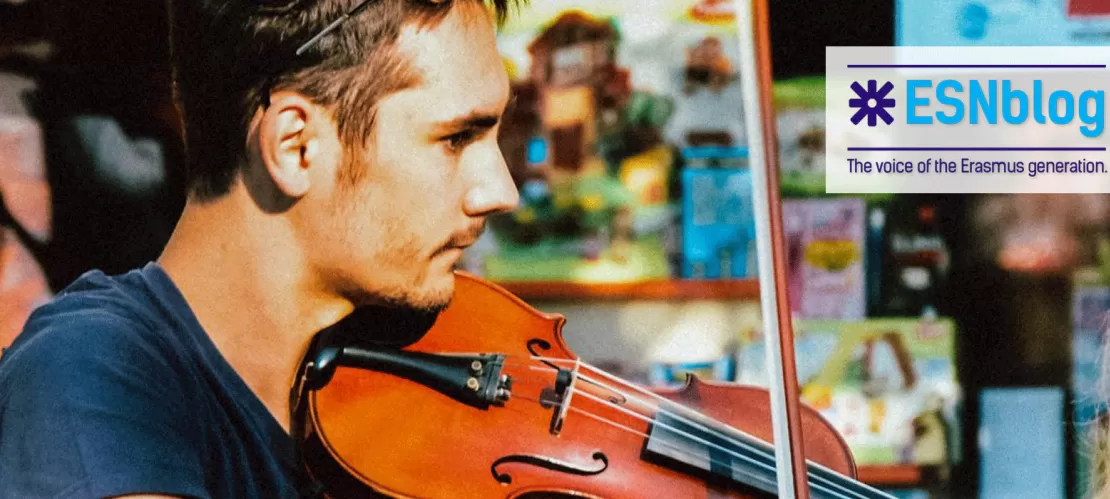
left=435, top=95, right=517, bottom=131
left=434, top=110, right=502, bottom=131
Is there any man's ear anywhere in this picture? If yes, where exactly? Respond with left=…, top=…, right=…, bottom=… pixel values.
left=256, top=92, right=326, bottom=199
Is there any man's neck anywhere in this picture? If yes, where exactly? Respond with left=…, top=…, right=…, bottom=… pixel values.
left=157, top=194, right=354, bottom=432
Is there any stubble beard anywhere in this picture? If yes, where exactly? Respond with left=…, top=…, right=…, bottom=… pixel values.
left=331, top=177, right=454, bottom=315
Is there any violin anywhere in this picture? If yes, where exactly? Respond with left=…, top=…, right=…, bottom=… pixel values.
left=293, top=272, right=896, bottom=499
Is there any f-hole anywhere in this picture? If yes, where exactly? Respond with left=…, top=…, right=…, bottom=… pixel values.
left=491, top=451, right=610, bottom=485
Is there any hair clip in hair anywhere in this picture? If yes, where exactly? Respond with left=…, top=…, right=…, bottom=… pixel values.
left=295, top=0, right=379, bottom=56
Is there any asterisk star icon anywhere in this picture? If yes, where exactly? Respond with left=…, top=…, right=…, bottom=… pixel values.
left=849, top=80, right=896, bottom=127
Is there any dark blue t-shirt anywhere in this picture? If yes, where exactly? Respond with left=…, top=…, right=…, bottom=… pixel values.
left=0, top=262, right=300, bottom=498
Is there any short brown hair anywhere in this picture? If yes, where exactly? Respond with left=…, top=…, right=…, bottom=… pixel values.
left=167, top=0, right=520, bottom=200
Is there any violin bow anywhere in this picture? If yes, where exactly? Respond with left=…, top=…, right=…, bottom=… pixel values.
left=735, top=0, right=812, bottom=497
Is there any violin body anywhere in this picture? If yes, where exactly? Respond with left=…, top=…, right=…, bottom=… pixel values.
left=299, top=272, right=864, bottom=499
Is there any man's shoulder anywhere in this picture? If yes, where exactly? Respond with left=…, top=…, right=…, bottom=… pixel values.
left=0, top=268, right=212, bottom=499
left=0, top=266, right=180, bottom=381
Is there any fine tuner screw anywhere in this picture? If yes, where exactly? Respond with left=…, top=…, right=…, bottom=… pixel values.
left=467, top=377, right=480, bottom=391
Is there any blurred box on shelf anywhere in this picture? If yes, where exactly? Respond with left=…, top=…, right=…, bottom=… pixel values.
left=466, top=1, right=750, bottom=283
left=979, top=387, right=1066, bottom=499
left=774, top=76, right=826, bottom=197
left=784, top=197, right=867, bottom=320
left=736, top=317, right=960, bottom=467
left=865, top=205, right=886, bottom=316
left=679, top=146, right=754, bottom=280
left=874, top=202, right=950, bottom=317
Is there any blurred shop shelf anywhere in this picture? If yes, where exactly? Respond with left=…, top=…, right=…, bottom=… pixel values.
left=857, top=464, right=924, bottom=487
left=495, top=279, right=760, bottom=301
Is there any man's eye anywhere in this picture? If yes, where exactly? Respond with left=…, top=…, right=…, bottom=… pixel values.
left=443, top=130, right=476, bottom=152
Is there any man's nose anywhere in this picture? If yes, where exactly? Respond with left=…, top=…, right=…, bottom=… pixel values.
left=464, top=149, right=520, bottom=217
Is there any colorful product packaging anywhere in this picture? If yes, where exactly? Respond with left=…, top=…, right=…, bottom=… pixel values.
left=679, top=146, right=754, bottom=279
left=783, top=197, right=867, bottom=320
left=875, top=203, right=950, bottom=317
left=736, top=317, right=961, bottom=467
left=774, top=76, right=827, bottom=197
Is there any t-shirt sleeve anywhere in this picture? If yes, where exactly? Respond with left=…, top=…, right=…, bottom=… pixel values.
left=0, top=312, right=209, bottom=499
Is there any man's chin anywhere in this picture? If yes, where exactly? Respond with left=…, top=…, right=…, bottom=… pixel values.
left=399, top=271, right=456, bottom=314
left=342, top=271, right=453, bottom=313
left=402, top=293, right=452, bottom=316
left=418, top=280, right=455, bottom=314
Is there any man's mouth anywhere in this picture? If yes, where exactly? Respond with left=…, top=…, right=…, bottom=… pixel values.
left=438, top=221, right=486, bottom=254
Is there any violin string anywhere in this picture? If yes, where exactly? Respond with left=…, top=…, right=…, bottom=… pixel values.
left=499, top=361, right=870, bottom=499
left=502, top=356, right=878, bottom=499
left=509, top=357, right=695, bottom=412
left=571, top=401, right=866, bottom=499
left=504, top=360, right=644, bottom=417
left=504, top=360, right=766, bottom=460
left=511, top=359, right=627, bottom=402
left=519, top=355, right=762, bottom=431
left=509, top=388, right=864, bottom=499
left=511, top=355, right=795, bottom=465
left=515, top=357, right=785, bottom=458
left=567, top=388, right=870, bottom=499
left=505, top=391, right=793, bottom=495
left=569, top=368, right=886, bottom=499
left=527, top=355, right=815, bottom=470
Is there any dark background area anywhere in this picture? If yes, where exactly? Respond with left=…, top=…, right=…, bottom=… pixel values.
left=770, top=0, right=896, bottom=79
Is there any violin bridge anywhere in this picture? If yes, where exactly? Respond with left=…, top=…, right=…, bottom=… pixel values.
left=549, top=359, right=581, bottom=436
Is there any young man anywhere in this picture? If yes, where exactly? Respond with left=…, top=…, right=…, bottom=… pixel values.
left=0, top=0, right=521, bottom=497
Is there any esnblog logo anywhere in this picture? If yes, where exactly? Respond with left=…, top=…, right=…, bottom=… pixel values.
left=849, top=80, right=896, bottom=127
left=827, top=46, right=1110, bottom=195
left=906, top=79, right=1104, bottom=137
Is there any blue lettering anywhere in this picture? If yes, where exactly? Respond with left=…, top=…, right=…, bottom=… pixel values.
left=936, top=80, right=964, bottom=124
left=907, top=80, right=932, bottom=125
left=1031, top=80, right=1044, bottom=124
left=1003, top=80, right=1028, bottom=125
left=1079, top=89, right=1104, bottom=138
left=969, top=80, right=997, bottom=124
left=902, top=78, right=1103, bottom=137
left=1050, top=89, right=1074, bottom=125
